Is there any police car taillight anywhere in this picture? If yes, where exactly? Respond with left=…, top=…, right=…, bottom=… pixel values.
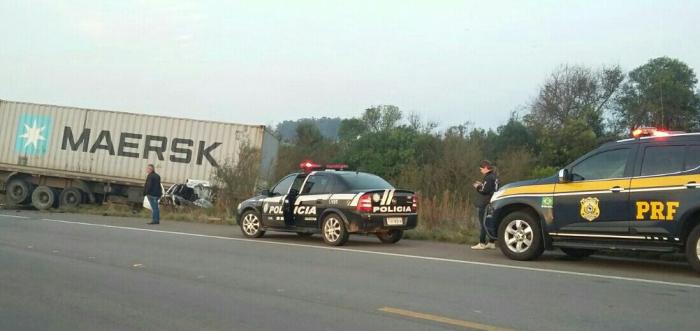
left=356, top=194, right=372, bottom=213
left=411, top=195, right=418, bottom=210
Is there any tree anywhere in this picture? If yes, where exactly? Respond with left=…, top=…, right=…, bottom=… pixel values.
left=362, top=105, right=402, bottom=132
left=524, top=65, right=624, bottom=167
left=616, top=57, right=700, bottom=131
left=525, top=64, right=624, bottom=136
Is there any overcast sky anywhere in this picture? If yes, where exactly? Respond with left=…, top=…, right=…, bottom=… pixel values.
left=1, top=0, right=698, bottom=129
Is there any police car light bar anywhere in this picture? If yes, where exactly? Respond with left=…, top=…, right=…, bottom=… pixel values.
left=299, top=160, right=323, bottom=173
left=299, top=161, right=349, bottom=173
left=325, top=163, right=349, bottom=171
left=631, top=127, right=673, bottom=138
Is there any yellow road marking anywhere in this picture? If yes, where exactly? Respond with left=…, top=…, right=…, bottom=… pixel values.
left=379, top=307, right=514, bottom=331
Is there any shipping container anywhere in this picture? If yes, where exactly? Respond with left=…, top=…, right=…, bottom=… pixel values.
left=0, top=99, right=279, bottom=209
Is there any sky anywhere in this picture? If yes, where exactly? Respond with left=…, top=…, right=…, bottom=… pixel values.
left=1, top=0, right=698, bottom=129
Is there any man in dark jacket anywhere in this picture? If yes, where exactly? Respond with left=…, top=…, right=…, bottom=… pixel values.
left=471, top=160, right=499, bottom=250
left=144, top=164, right=163, bottom=225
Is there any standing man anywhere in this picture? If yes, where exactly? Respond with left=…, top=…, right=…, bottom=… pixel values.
left=144, top=164, right=162, bottom=225
left=471, top=160, right=499, bottom=250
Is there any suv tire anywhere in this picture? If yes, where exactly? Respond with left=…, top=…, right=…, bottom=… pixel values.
left=686, top=224, right=700, bottom=273
left=498, top=211, right=545, bottom=261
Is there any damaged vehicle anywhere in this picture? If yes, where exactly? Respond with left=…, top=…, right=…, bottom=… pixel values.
left=162, top=179, right=215, bottom=209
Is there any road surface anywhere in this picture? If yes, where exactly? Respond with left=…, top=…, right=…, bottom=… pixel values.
left=1, top=210, right=698, bottom=330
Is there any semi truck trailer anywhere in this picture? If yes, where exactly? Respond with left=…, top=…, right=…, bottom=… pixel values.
left=0, top=99, right=279, bottom=210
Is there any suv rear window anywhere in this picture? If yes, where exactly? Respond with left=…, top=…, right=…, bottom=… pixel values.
left=338, top=173, right=393, bottom=190
left=641, top=145, right=685, bottom=176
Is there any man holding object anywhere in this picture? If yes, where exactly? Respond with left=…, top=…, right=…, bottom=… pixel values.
left=144, top=164, right=162, bottom=225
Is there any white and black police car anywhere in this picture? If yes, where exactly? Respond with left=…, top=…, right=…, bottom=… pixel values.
left=236, top=161, right=418, bottom=246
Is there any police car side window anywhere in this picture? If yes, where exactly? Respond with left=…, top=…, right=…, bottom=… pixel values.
left=571, top=148, right=630, bottom=181
left=641, top=145, right=685, bottom=176
left=302, top=175, right=330, bottom=195
left=685, top=146, right=700, bottom=171
left=272, top=175, right=296, bottom=196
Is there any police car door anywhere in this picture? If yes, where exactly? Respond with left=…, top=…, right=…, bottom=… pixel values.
left=293, top=173, right=331, bottom=228
left=629, top=143, right=699, bottom=240
left=262, top=174, right=299, bottom=228
left=553, top=147, right=635, bottom=234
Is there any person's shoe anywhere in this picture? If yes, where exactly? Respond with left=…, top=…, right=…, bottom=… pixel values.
left=471, top=243, right=488, bottom=250
left=485, top=242, right=496, bottom=249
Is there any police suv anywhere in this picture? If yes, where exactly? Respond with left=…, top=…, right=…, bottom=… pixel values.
left=236, top=162, right=418, bottom=246
left=485, top=128, right=700, bottom=273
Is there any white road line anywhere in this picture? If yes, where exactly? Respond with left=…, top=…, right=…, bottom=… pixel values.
left=3, top=216, right=700, bottom=290
left=0, top=214, right=30, bottom=219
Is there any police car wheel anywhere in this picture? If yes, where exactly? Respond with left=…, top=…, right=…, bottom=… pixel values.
left=686, top=225, right=700, bottom=273
left=297, top=232, right=313, bottom=238
left=240, top=210, right=265, bottom=238
left=321, top=214, right=349, bottom=246
left=376, top=230, right=403, bottom=244
left=560, top=247, right=595, bottom=259
left=498, top=211, right=544, bottom=261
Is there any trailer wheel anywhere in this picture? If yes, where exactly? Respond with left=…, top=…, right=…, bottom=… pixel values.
left=31, top=186, right=57, bottom=210
left=7, top=178, right=33, bottom=205
left=59, top=188, right=83, bottom=209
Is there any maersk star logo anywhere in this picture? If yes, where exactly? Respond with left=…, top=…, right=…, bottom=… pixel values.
left=15, top=114, right=53, bottom=156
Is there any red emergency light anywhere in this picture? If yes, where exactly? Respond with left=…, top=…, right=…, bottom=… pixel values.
left=299, top=161, right=350, bottom=173
left=631, top=127, right=672, bottom=138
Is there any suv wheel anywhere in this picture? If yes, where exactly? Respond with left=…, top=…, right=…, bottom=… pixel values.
left=240, top=210, right=265, bottom=238
left=321, top=214, right=349, bottom=246
left=686, top=224, right=700, bottom=273
left=560, top=247, right=596, bottom=259
left=376, top=230, right=403, bottom=244
left=498, top=211, right=544, bottom=261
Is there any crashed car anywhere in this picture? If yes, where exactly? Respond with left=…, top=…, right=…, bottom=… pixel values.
left=162, top=179, right=215, bottom=209
left=236, top=161, right=419, bottom=246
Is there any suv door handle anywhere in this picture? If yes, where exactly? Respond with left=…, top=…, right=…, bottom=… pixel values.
left=688, top=181, right=698, bottom=189
left=610, top=186, right=623, bottom=193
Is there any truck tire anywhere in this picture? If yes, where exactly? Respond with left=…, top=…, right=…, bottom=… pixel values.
left=31, top=186, right=57, bottom=210
left=686, top=224, right=700, bottom=274
left=240, top=210, right=265, bottom=238
left=560, top=247, right=596, bottom=259
left=321, top=214, right=349, bottom=246
left=498, top=211, right=545, bottom=261
left=376, top=230, right=403, bottom=244
left=7, top=178, right=33, bottom=205
left=59, top=188, right=83, bottom=209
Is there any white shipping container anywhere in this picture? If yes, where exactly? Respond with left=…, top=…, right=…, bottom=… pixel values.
left=0, top=100, right=279, bottom=186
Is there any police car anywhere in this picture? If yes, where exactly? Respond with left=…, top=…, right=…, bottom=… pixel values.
left=236, top=161, right=418, bottom=246
left=485, top=128, right=700, bottom=273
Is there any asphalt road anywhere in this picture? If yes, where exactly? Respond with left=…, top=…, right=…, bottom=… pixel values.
left=1, top=210, right=699, bottom=331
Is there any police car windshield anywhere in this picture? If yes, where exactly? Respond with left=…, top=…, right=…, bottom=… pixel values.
left=339, top=173, right=394, bottom=190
